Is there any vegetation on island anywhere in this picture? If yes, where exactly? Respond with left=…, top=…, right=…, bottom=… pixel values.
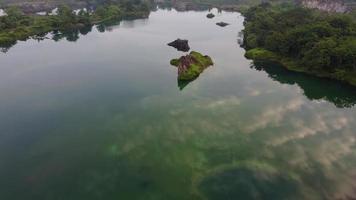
left=170, top=51, right=213, bottom=81
left=243, top=3, right=356, bottom=86
left=0, top=0, right=150, bottom=50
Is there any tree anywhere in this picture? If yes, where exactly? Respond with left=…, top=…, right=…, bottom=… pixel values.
left=5, top=6, right=23, bottom=20
left=57, top=5, right=76, bottom=26
left=303, top=38, right=337, bottom=70
left=2, top=7, right=25, bottom=29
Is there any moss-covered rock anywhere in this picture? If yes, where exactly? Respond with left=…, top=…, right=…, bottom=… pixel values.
left=170, top=51, right=213, bottom=81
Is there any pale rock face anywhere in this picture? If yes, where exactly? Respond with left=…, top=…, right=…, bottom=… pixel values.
left=300, top=0, right=348, bottom=13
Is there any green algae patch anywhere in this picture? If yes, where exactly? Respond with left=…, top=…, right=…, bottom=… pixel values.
left=170, top=51, right=213, bottom=81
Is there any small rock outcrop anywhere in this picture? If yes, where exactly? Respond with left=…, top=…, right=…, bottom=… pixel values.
left=167, top=39, right=190, bottom=52
left=216, top=22, right=229, bottom=27
left=206, top=13, right=215, bottom=18
left=170, top=51, right=213, bottom=81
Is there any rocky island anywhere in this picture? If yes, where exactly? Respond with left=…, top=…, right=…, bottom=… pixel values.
left=170, top=51, right=213, bottom=81
left=167, top=38, right=190, bottom=52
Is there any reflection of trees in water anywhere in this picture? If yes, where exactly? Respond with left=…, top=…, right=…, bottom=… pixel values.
left=252, top=61, right=356, bottom=108
left=0, top=14, right=152, bottom=53
left=96, top=18, right=122, bottom=32
left=0, top=40, right=16, bottom=53
left=52, top=25, right=92, bottom=42
left=0, top=19, right=125, bottom=53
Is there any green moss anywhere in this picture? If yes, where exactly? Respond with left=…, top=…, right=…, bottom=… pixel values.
left=170, top=59, right=179, bottom=67
left=179, top=63, right=202, bottom=80
left=190, top=51, right=214, bottom=67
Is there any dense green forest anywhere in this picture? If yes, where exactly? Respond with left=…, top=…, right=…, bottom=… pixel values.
left=0, top=0, right=150, bottom=48
left=243, top=3, right=356, bottom=86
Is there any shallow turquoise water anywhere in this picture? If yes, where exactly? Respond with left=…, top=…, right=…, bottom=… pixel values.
left=1, top=8, right=356, bottom=200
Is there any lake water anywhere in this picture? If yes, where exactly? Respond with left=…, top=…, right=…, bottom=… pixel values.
left=1, top=8, right=356, bottom=200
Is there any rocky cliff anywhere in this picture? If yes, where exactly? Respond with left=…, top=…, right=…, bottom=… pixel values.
left=298, top=0, right=348, bottom=12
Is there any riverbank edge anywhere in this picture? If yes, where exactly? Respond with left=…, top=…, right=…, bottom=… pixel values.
left=245, top=48, right=356, bottom=87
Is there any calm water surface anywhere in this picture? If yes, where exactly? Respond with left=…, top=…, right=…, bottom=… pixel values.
left=1, top=9, right=356, bottom=200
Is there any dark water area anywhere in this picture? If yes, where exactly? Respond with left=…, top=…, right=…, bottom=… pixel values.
left=0, top=8, right=356, bottom=200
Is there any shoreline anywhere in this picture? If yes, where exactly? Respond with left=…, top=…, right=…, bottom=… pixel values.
left=0, top=6, right=150, bottom=50
left=245, top=48, right=356, bottom=87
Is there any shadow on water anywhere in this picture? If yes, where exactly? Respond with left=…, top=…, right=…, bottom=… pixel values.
left=252, top=60, right=356, bottom=108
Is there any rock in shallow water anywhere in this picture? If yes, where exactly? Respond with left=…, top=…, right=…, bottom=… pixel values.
left=216, top=22, right=229, bottom=27
left=170, top=51, right=213, bottom=81
left=167, top=39, right=190, bottom=52
left=207, top=13, right=215, bottom=18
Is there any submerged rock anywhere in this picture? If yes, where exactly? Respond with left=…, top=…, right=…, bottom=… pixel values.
left=170, top=51, right=213, bottom=81
left=216, top=22, right=229, bottom=27
left=167, top=39, right=190, bottom=52
left=206, top=13, right=215, bottom=18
